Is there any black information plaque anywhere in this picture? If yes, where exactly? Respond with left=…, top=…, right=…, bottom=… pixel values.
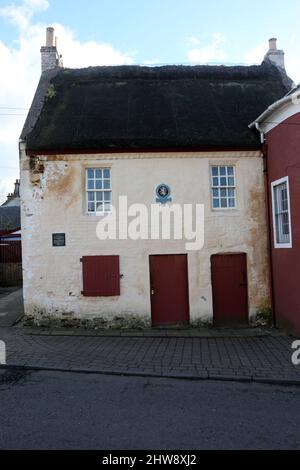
left=52, top=233, right=66, bottom=247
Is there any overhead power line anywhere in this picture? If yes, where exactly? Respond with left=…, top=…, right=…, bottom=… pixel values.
left=0, top=166, right=19, bottom=170
left=0, top=106, right=29, bottom=110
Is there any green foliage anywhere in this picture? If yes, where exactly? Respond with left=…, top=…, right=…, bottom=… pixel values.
left=191, top=318, right=213, bottom=328
left=46, top=84, right=57, bottom=100
left=23, top=313, right=150, bottom=330
left=256, top=303, right=273, bottom=326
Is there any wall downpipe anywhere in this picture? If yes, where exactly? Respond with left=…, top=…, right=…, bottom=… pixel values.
left=258, top=124, right=277, bottom=328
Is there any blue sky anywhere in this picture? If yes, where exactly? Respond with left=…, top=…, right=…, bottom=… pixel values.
left=2, top=0, right=300, bottom=66
left=0, top=0, right=300, bottom=202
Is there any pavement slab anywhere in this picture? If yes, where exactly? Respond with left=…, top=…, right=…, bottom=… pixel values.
left=0, top=325, right=299, bottom=385
left=0, top=288, right=24, bottom=327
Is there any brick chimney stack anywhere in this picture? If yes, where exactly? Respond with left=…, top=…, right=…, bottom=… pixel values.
left=13, top=179, right=20, bottom=197
left=264, top=38, right=285, bottom=70
left=40, top=27, right=63, bottom=73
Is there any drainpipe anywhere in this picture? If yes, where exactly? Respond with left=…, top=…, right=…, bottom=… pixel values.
left=257, top=123, right=277, bottom=328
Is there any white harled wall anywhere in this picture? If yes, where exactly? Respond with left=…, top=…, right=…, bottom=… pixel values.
left=20, top=146, right=270, bottom=326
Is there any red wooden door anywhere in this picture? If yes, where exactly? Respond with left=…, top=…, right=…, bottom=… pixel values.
left=211, top=254, right=248, bottom=326
left=149, top=255, right=190, bottom=327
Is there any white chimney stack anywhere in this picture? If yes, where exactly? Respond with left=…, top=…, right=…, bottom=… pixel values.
left=41, top=27, right=63, bottom=73
left=264, top=37, right=285, bottom=70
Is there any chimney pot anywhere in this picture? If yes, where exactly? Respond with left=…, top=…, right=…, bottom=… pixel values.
left=269, top=38, right=277, bottom=51
left=46, top=27, right=55, bottom=47
left=14, top=179, right=20, bottom=197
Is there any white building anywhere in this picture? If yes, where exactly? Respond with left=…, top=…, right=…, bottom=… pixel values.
left=19, top=30, right=293, bottom=328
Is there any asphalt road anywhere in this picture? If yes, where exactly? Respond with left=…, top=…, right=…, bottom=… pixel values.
left=0, top=368, right=299, bottom=450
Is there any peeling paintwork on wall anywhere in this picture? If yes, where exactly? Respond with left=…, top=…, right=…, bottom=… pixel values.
left=24, top=308, right=151, bottom=330
left=20, top=148, right=270, bottom=326
left=245, top=183, right=271, bottom=318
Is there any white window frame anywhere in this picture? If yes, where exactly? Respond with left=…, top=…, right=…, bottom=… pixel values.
left=271, top=176, right=292, bottom=249
left=86, top=168, right=112, bottom=215
left=211, top=165, right=237, bottom=210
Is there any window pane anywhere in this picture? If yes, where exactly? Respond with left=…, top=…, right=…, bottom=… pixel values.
left=211, top=167, right=218, bottom=177
left=87, top=169, right=94, bottom=179
left=227, top=167, right=234, bottom=176
left=104, top=180, right=111, bottom=189
left=282, top=224, right=289, bottom=236
left=220, top=188, right=227, bottom=197
left=96, top=202, right=103, bottom=212
left=95, top=169, right=102, bottom=179
left=229, top=198, right=235, bottom=208
left=104, top=192, right=111, bottom=202
left=228, top=177, right=235, bottom=186
left=220, top=167, right=226, bottom=176
left=96, top=193, right=103, bottom=203
left=228, top=188, right=235, bottom=197
left=221, top=198, right=227, bottom=208
left=274, top=188, right=279, bottom=214
left=282, top=213, right=290, bottom=235
left=212, top=177, right=219, bottom=187
left=104, top=202, right=111, bottom=212
left=212, top=188, right=219, bottom=197
left=220, top=177, right=227, bottom=187
left=88, top=202, right=95, bottom=212
left=88, top=180, right=94, bottom=190
left=95, top=180, right=103, bottom=190
left=88, top=192, right=94, bottom=202
left=213, top=199, right=220, bottom=208
left=104, top=169, right=110, bottom=179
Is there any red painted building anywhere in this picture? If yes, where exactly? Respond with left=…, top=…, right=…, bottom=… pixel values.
left=251, top=86, right=300, bottom=335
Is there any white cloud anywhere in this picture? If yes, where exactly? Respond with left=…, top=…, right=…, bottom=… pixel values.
left=285, top=35, right=300, bottom=84
left=52, top=24, right=135, bottom=69
left=0, top=0, right=49, bottom=31
left=0, top=0, right=136, bottom=194
left=187, top=33, right=226, bottom=64
left=244, top=42, right=266, bottom=65
left=142, top=59, right=161, bottom=66
left=286, top=56, right=300, bottom=84
left=0, top=175, right=16, bottom=205
left=186, top=37, right=201, bottom=47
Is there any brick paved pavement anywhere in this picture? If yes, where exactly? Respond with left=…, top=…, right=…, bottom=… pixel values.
left=0, top=288, right=24, bottom=327
left=0, top=326, right=299, bottom=385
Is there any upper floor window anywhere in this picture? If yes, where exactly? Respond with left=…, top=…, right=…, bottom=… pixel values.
left=211, top=166, right=236, bottom=209
left=272, top=177, right=292, bottom=248
left=86, top=168, right=111, bottom=214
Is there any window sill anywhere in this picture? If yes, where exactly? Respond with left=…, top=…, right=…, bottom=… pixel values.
left=211, top=208, right=238, bottom=212
left=274, top=244, right=293, bottom=249
left=85, top=211, right=112, bottom=217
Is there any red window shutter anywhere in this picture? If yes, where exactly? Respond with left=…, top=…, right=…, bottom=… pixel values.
left=81, top=256, right=120, bottom=297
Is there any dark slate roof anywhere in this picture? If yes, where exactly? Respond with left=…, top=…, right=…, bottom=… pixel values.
left=0, top=207, right=21, bottom=231
left=22, top=61, right=293, bottom=152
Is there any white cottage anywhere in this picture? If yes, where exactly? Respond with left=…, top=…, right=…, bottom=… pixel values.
left=19, top=30, right=293, bottom=328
